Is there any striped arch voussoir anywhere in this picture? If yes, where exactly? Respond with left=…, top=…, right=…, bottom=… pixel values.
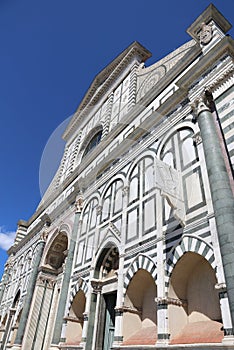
left=166, top=236, right=216, bottom=280
left=67, top=278, right=88, bottom=315
left=123, top=254, right=157, bottom=297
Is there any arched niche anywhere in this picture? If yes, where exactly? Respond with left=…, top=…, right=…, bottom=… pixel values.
left=65, top=290, right=86, bottom=345
left=168, top=252, right=223, bottom=344
left=123, top=269, right=157, bottom=345
left=44, top=232, right=68, bottom=271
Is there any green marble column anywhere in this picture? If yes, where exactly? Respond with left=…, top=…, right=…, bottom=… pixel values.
left=14, top=238, right=46, bottom=345
left=0, top=264, right=10, bottom=307
left=51, top=197, right=83, bottom=345
left=192, top=91, right=234, bottom=327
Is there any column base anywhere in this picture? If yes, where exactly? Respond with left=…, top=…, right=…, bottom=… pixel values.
left=9, top=346, right=22, bottom=350
left=48, top=345, right=60, bottom=350
left=113, top=336, right=123, bottom=347
left=222, top=335, right=234, bottom=345
left=156, top=333, right=170, bottom=345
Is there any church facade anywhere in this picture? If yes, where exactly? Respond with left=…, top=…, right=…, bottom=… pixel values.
left=1, top=4, right=234, bottom=350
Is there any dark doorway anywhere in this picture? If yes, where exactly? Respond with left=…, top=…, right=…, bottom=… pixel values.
left=103, top=292, right=117, bottom=350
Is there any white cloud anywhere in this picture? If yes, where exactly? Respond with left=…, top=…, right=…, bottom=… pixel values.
left=0, top=227, right=16, bottom=250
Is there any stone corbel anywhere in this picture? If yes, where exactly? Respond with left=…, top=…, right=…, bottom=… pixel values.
left=117, top=305, right=142, bottom=316
left=63, top=315, right=84, bottom=324
left=206, top=66, right=234, bottom=95
left=155, top=297, right=187, bottom=307
left=215, top=282, right=227, bottom=290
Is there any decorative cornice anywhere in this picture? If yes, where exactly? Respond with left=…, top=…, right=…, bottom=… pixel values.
left=187, top=4, right=232, bottom=42
left=206, top=65, right=234, bottom=94
left=177, top=36, right=234, bottom=92
left=109, top=222, right=121, bottom=237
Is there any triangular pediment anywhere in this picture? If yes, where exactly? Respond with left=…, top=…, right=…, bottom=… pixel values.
left=63, top=41, right=151, bottom=141
left=97, top=222, right=121, bottom=252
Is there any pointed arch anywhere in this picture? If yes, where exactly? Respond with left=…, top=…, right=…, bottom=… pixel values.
left=123, top=254, right=157, bottom=296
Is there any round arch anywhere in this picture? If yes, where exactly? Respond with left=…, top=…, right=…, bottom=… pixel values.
left=126, top=150, right=156, bottom=183
left=166, top=235, right=216, bottom=283
left=67, top=278, right=88, bottom=315
left=100, top=174, right=126, bottom=202
left=157, top=121, right=198, bottom=157
left=80, top=125, right=103, bottom=158
left=123, top=254, right=157, bottom=297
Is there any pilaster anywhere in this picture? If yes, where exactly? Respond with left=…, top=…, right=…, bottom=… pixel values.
left=12, top=223, right=49, bottom=348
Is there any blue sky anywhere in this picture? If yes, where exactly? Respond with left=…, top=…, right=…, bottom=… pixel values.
left=0, top=0, right=233, bottom=277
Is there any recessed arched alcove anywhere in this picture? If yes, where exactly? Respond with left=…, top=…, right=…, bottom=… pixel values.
left=123, top=269, right=157, bottom=345
left=45, top=232, right=68, bottom=271
left=65, top=290, right=86, bottom=345
left=168, top=252, right=223, bottom=344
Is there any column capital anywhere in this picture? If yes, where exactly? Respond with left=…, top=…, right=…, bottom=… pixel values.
left=190, top=90, right=213, bottom=119
left=75, top=194, right=84, bottom=213
left=36, top=274, right=56, bottom=288
left=91, top=279, right=103, bottom=294
left=96, top=205, right=102, bottom=216
left=192, top=132, right=202, bottom=146
left=122, top=186, right=129, bottom=197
